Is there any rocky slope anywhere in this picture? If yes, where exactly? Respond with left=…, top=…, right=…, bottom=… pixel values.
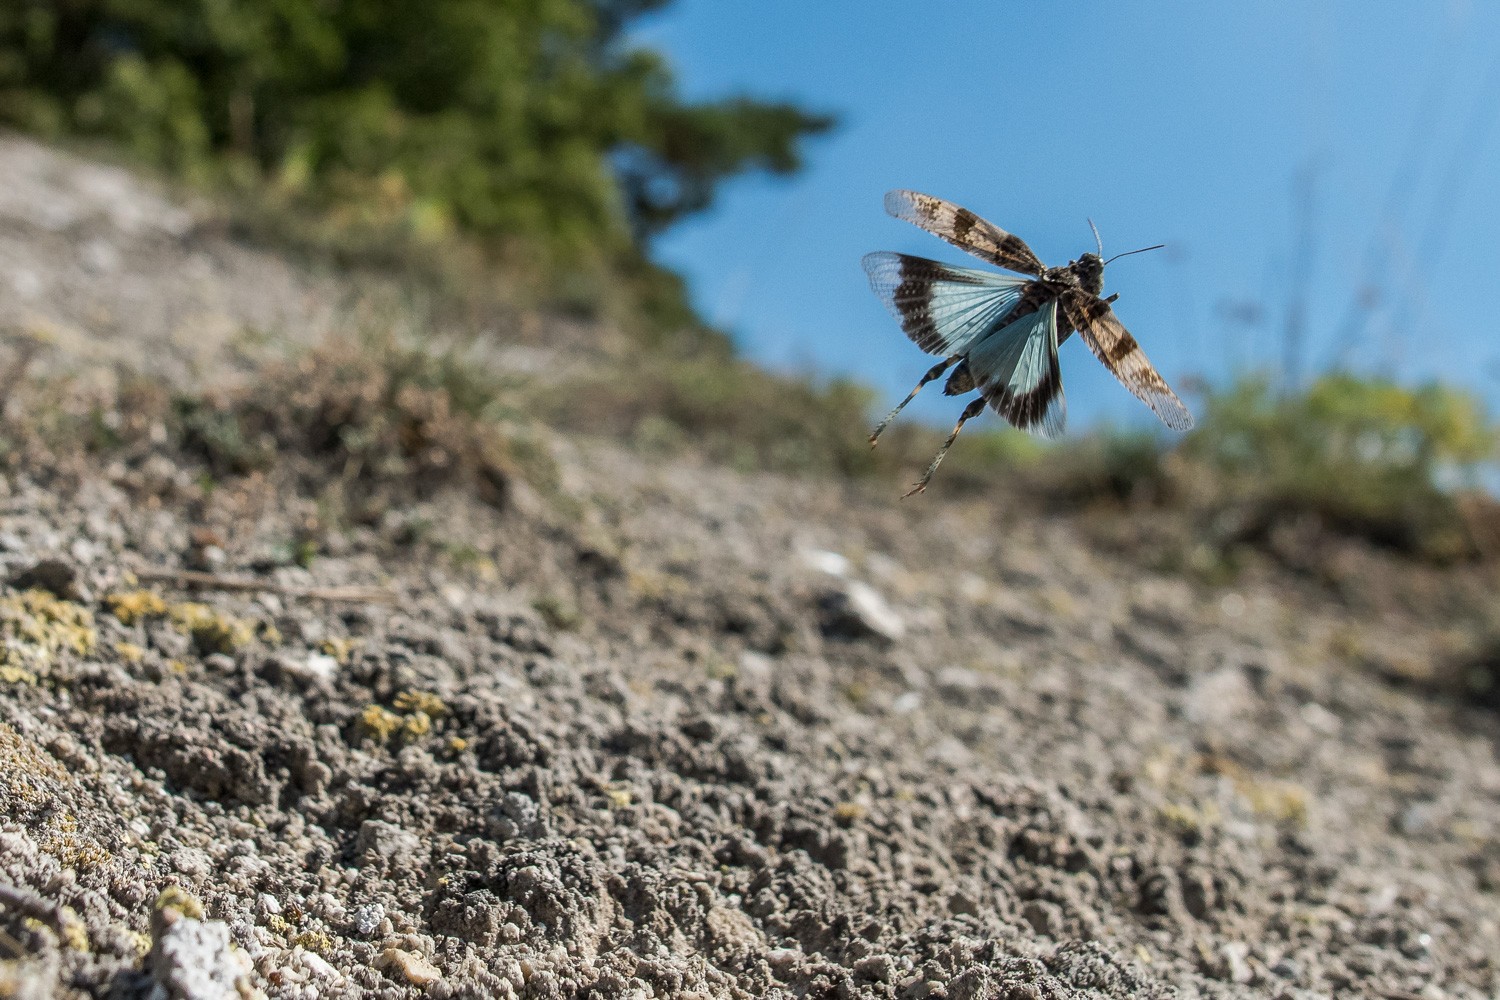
left=1, top=132, right=1498, bottom=999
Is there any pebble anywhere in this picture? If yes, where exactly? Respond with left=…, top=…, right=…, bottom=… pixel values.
left=1218, top=942, right=1253, bottom=984
left=819, top=581, right=906, bottom=642
left=150, top=916, right=253, bottom=1000
left=300, top=949, right=339, bottom=982
left=376, top=947, right=441, bottom=986
left=799, top=548, right=851, bottom=577
left=356, top=821, right=421, bottom=865
left=298, top=653, right=340, bottom=684
left=351, top=903, right=385, bottom=937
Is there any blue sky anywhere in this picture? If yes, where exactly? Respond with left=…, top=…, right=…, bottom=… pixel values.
left=632, top=2, right=1500, bottom=433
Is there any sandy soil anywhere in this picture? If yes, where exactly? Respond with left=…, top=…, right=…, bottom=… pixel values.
left=1, top=131, right=1498, bottom=999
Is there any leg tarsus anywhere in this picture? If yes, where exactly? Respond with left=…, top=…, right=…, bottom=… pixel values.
left=903, top=396, right=986, bottom=496
left=870, top=357, right=958, bottom=447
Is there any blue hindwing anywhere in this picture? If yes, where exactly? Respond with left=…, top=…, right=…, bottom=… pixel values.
left=965, top=301, right=1065, bottom=438
left=862, top=252, right=1029, bottom=356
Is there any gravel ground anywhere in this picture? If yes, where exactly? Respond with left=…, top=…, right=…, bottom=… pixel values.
left=1, top=131, right=1499, bottom=999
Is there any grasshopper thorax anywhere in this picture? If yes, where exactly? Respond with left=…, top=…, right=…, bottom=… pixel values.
left=1068, top=253, right=1105, bottom=297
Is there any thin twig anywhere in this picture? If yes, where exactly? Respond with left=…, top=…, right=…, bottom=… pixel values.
left=131, top=566, right=396, bottom=605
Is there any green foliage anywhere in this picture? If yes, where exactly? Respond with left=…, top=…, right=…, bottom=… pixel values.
left=0, top=0, right=830, bottom=309
left=1187, top=373, right=1494, bottom=481
left=1178, top=373, right=1497, bottom=555
left=618, top=95, right=834, bottom=238
left=977, top=371, right=1498, bottom=563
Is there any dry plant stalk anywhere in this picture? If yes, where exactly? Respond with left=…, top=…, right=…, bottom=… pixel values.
left=131, top=566, right=396, bottom=605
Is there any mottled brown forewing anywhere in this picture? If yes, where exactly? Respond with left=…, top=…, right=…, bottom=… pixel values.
left=885, top=190, right=1045, bottom=276
left=1062, top=290, right=1194, bottom=430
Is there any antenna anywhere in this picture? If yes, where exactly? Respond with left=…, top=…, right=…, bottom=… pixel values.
left=1103, top=244, right=1165, bottom=266
left=1087, top=218, right=1104, bottom=257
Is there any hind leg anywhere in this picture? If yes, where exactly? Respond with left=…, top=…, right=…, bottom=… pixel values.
left=904, top=396, right=986, bottom=498
left=870, top=356, right=958, bottom=446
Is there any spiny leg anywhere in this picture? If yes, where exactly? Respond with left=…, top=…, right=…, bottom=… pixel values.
left=870, top=356, right=958, bottom=446
left=904, top=396, right=986, bottom=498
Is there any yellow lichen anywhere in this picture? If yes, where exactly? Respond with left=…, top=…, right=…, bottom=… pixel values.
left=358, top=705, right=404, bottom=743
left=154, top=886, right=204, bottom=920
left=446, top=736, right=469, bottom=754
left=1239, top=779, right=1310, bottom=828
left=704, top=658, right=737, bottom=681
left=41, top=814, right=112, bottom=870
left=393, top=690, right=446, bottom=717
left=105, top=590, right=168, bottom=626
left=1158, top=800, right=1221, bottom=833
left=624, top=570, right=689, bottom=602
left=319, top=636, right=361, bottom=664
left=0, top=723, right=70, bottom=813
left=168, top=603, right=255, bottom=655
left=0, top=590, right=96, bottom=678
left=292, top=930, right=334, bottom=954
left=831, top=801, right=867, bottom=823
left=360, top=693, right=448, bottom=745
left=0, top=665, right=37, bottom=685
left=532, top=593, right=581, bottom=630
left=114, top=641, right=146, bottom=665
left=1197, top=753, right=1310, bottom=829
left=58, top=907, right=89, bottom=952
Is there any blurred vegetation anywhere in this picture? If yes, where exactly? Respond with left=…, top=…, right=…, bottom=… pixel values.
left=1028, top=372, right=1500, bottom=563
left=173, top=335, right=523, bottom=507
left=0, top=332, right=535, bottom=517
left=0, top=0, right=830, bottom=334
left=540, top=345, right=884, bottom=476
left=1179, top=374, right=1497, bottom=554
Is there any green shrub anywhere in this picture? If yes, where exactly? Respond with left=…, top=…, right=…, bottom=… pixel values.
left=0, top=0, right=831, bottom=333
left=971, top=371, right=1499, bottom=562
left=1180, top=373, right=1497, bottom=557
